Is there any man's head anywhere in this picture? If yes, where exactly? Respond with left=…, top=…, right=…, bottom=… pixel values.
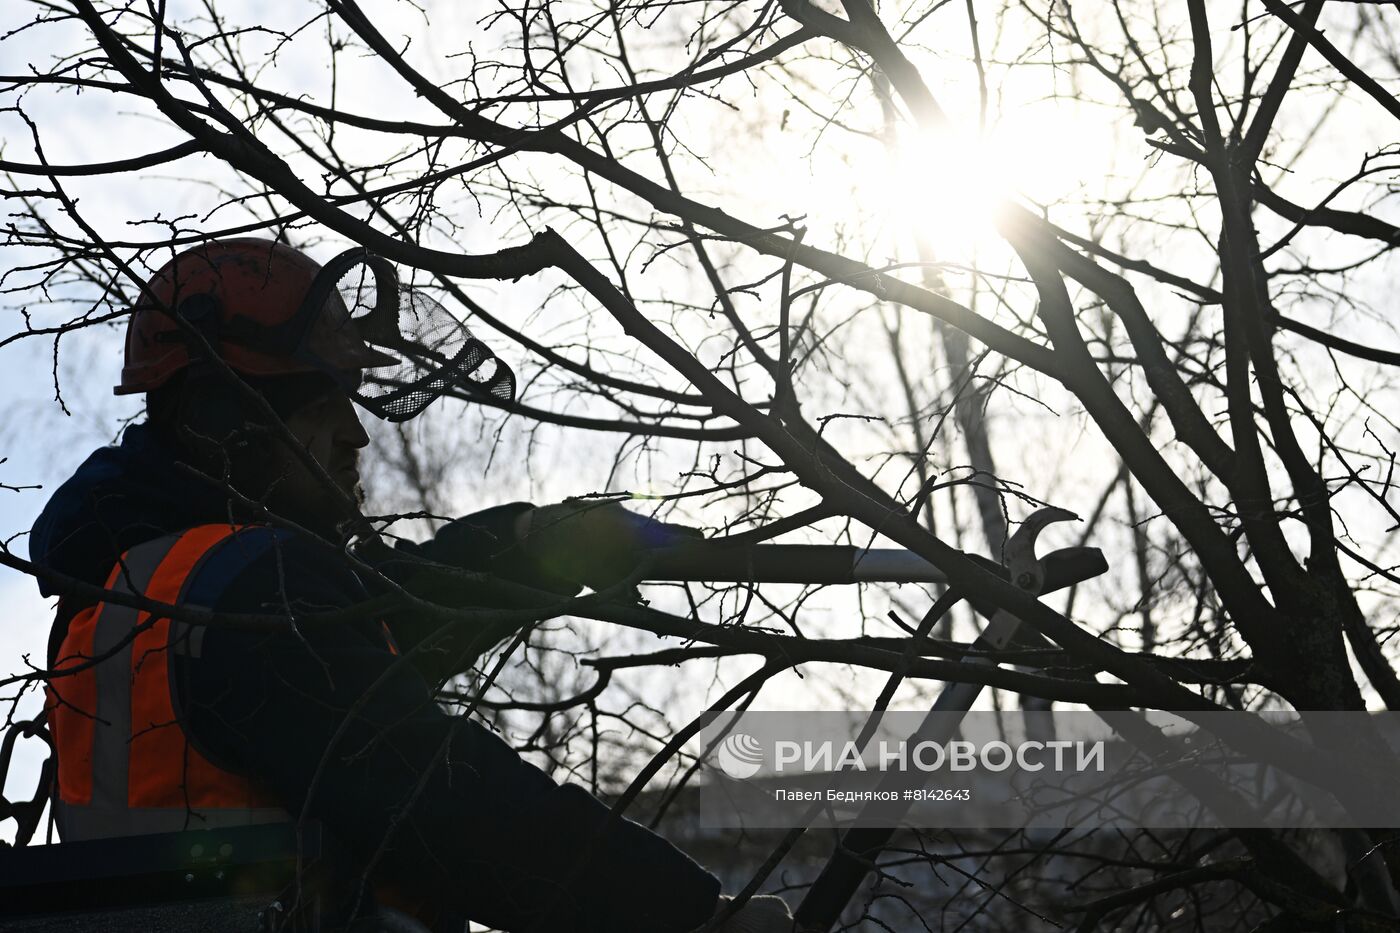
left=126, top=239, right=395, bottom=535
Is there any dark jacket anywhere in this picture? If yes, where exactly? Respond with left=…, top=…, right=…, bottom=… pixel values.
left=30, top=422, right=721, bottom=932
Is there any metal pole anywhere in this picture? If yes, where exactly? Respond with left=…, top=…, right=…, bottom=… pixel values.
left=642, top=542, right=1103, bottom=595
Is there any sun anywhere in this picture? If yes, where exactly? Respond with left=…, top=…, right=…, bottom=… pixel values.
left=885, top=112, right=1109, bottom=264
left=884, top=126, right=1012, bottom=261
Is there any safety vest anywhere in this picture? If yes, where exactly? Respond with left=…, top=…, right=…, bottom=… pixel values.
left=45, top=524, right=290, bottom=841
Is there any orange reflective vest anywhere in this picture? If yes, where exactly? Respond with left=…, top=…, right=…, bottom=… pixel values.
left=45, top=524, right=290, bottom=841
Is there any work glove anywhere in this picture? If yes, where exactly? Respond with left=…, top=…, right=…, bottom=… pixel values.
left=711, top=894, right=795, bottom=933
left=516, top=498, right=702, bottom=591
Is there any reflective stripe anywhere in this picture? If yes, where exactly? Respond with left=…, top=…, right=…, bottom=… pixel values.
left=48, top=602, right=104, bottom=806
left=47, top=525, right=292, bottom=843
left=96, top=535, right=180, bottom=823
left=130, top=525, right=243, bottom=809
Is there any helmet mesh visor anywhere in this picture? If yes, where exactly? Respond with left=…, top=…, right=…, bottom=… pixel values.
left=345, top=282, right=515, bottom=423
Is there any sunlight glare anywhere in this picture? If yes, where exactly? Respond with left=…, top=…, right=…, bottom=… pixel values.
left=887, top=110, right=1109, bottom=262
left=887, top=127, right=1012, bottom=259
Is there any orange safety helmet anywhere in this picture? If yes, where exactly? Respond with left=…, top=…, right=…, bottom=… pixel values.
left=115, top=238, right=399, bottom=396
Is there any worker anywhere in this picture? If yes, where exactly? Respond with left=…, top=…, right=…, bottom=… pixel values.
left=34, top=238, right=793, bottom=932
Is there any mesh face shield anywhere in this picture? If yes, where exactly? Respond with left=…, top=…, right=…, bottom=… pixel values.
left=309, top=250, right=517, bottom=423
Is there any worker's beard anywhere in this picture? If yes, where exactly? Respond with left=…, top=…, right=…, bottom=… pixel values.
left=282, top=460, right=365, bottom=541
left=338, top=452, right=368, bottom=512
left=223, top=439, right=366, bottom=543
left=349, top=476, right=367, bottom=510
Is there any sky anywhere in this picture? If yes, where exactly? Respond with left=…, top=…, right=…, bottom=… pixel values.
left=3, top=0, right=1400, bottom=844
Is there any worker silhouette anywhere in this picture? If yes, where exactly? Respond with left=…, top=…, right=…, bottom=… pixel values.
left=34, top=239, right=792, bottom=932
